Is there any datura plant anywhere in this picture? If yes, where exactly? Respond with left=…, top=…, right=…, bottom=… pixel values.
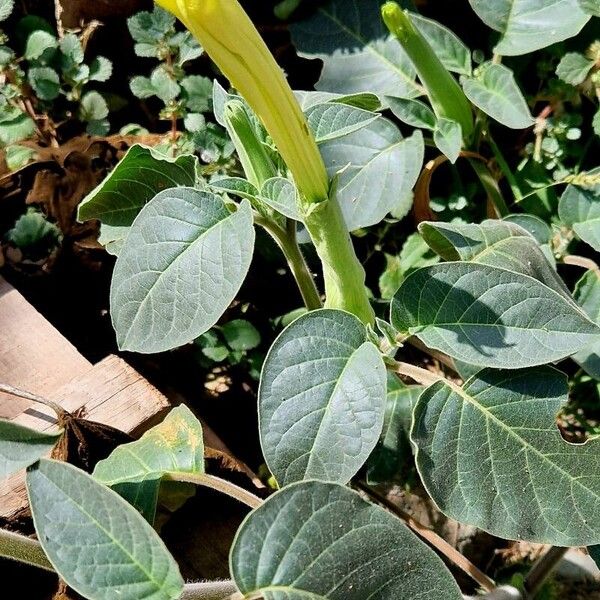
left=2, top=0, right=600, bottom=599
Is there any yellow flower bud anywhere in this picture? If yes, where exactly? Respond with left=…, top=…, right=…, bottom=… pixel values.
left=155, top=0, right=330, bottom=203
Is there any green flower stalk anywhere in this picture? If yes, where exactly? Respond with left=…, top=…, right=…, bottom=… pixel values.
left=155, top=0, right=329, bottom=203
left=381, top=2, right=474, bottom=139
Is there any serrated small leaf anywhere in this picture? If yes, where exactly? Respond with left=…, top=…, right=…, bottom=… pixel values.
left=433, top=118, right=462, bottom=163
left=27, top=459, right=183, bottom=600
left=0, top=0, right=14, bottom=21
left=183, top=112, right=205, bottom=133
left=412, top=366, right=600, bottom=545
left=231, top=480, right=463, bottom=600
left=181, top=75, right=212, bottom=113
left=28, top=66, right=60, bottom=101
left=290, top=0, right=420, bottom=99
left=86, top=118, right=110, bottom=136
left=171, top=30, right=203, bottom=65
left=594, top=109, right=600, bottom=137
left=0, top=108, right=35, bottom=144
left=259, top=309, right=387, bottom=486
left=0, top=421, right=61, bottom=478
left=469, top=0, right=590, bottom=56
left=150, top=67, right=180, bottom=103
left=306, top=102, right=379, bottom=142
left=79, top=91, right=108, bottom=122
left=127, top=7, right=175, bottom=44
left=59, top=33, right=83, bottom=65
left=221, top=319, right=261, bottom=351
left=386, top=96, right=437, bottom=130
left=559, top=183, right=600, bottom=251
left=572, top=270, right=600, bottom=379
left=78, top=145, right=197, bottom=253
left=130, top=75, right=155, bottom=99
left=111, top=190, right=255, bottom=353
left=557, top=52, right=595, bottom=85
left=391, top=262, right=600, bottom=368
left=24, top=30, right=57, bottom=60
left=462, top=63, right=534, bottom=129
left=89, top=56, right=113, bottom=82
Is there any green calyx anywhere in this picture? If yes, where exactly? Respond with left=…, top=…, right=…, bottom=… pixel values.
left=382, top=2, right=474, bottom=140
left=223, top=99, right=276, bottom=189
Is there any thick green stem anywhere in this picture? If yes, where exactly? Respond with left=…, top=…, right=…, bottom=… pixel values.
left=382, top=2, right=473, bottom=139
left=302, top=196, right=375, bottom=324
left=257, top=216, right=323, bottom=310
left=468, top=158, right=510, bottom=217
left=0, top=529, right=54, bottom=572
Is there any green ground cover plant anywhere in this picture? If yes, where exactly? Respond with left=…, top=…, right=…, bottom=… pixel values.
left=1, top=0, right=600, bottom=598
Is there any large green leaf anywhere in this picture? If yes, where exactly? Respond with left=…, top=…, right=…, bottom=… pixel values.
left=110, top=189, right=255, bottom=353
left=367, top=374, right=424, bottom=484
left=390, top=262, right=600, bottom=368
left=230, top=480, right=462, bottom=600
left=259, top=309, right=386, bottom=486
left=412, top=366, right=600, bottom=545
left=386, top=97, right=437, bottom=130
left=418, top=220, right=574, bottom=302
left=0, top=421, right=61, bottom=478
left=433, top=118, right=462, bottom=164
left=290, top=0, right=420, bottom=99
left=469, top=0, right=590, bottom=55
left=572, top=270, right=600, bottom=379
left=462, top=63, right=534, bottom=129
left=27, top=459, right=183, bottom=600
left=0, top=107, right=36, bottom=144
left=93, top=405, right=204, bottom=520
left=558, top=183, right=600, bottom=252
left=320, top=123, right=424, bottom=229
left=78, top=145, right=197, bottom=255
left=306, top=101, right=380, bottom=143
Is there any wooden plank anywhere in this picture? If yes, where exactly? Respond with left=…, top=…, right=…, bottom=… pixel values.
left=0, top=355, right=171, bottom=519
left=0, top=276, right=91, bottom=417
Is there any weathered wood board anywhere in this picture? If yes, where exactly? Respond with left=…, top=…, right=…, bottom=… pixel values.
left=0, top=276, right=171, bottom=519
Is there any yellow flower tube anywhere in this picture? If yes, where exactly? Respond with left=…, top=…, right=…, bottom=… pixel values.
left=155, top=0, right=329, bottom=203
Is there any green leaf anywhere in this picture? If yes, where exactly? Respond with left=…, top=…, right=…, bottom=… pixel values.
left=367, top=375, right=423, bottom=484
left=0, top=421, right=61, bottom=478
left=386, top=96, right=436, bottom=130
left=231, top=480, right=463, bottom=599
left=93, top=405, right=204, bottom=521
left=110, top=189, right=255, bottom=353
left=462, top=63, right=534, bottom=129
left=24, top=30, right=57, bottom=60
left=127, top=7, right=175, bottom=44
left=130, top=75, right=156, bottom=100
left=306, top=102, right=379, bottom=143
left=579, top=0, right=600, bottom=15
left=0, top=0, right=14, bottom=21
left=89, top=56, right=113, bottom=82
left=469, top=0, right=590, bottom=55
left=418, top=220, right=574, bottom=302
left=79, top=91, right=109, bottom=122
left=295, top=90, right=381, bottom=112
left=556, top=52, right=595, bottom=85
left=78, top=145, right=197, bottom=255
left=559, top=183, right=600, bottom=251
left=222, top=319, right=261, bottom=351
left=0, top=107, right=35, bottom=144
left=150, top=67, right=180, bottom=103
left=290, top=0, right=420, bottom=99
left=391, top=262, right=600, bottom=368
left=28, top=66, right=60, bottom=101
left=410, top=13, right=472, bottom=76
left=594, top=109, right=600, bottom=137
left=433, top=118, right=462, bottom=163
left=502, top=213, right=552, bottom=245
left=260, top=177, right=301, bottom=221
left=320, top=123, right=424, bottom=229
left=183, top=112, right=205, bottom=133
left=27, top=459, right=183, bottom=600
left=86, top=118, right=110, bottom=136
left=572, top=270, right=600, bottom=379
left=172, top=31, right=203, bottom=66
left=259, top=309, right=386, bottom=486
left=412, top=366, right=600, bottom=545
left=59, top=33, right=84, bottom=65
left=5, top=144, right=36, bottom=171
left=8, top=208, right=61, bottom=250
left=181, top=75, right=212, bottom=113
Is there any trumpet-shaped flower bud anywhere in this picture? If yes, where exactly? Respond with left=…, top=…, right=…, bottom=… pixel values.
left=155, top=0, right=329, bottom=203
